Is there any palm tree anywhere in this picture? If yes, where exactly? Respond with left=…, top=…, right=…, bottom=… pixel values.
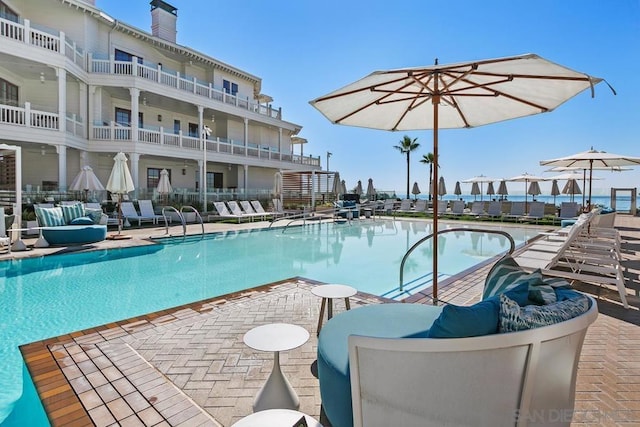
left=393, top=135, right=420, bottom=199
left=419, top=153, right=437, bottom=200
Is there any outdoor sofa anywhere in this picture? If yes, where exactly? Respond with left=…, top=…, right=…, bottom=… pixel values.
left=35, top=203, right=107, bottom=245
left=317, top=255, right=598, bottom=427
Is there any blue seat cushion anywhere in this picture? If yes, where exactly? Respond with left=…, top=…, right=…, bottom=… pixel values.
left=317, top=303, right=443, bottom=427
left=42, top=225, right=107, bottom=245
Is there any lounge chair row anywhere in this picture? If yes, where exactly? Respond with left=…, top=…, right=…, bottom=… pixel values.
left=209, top=200, right=272, bottom=223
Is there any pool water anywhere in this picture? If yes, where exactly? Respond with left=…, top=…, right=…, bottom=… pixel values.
left=0, top=219, right=544, bottom=425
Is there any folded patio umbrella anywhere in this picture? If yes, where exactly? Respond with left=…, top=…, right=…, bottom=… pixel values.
left=470, top=182, right=481, bottom=200
left=156, top=168, right=172, bottom=205
left=497, top=180, right=509, bottom=200
left=70, top=165, right=105, bottom=201
left=550, top=179, right=561, bottom=205
left=366, top=178, right=376, bottom=201
left=486, top=182, right=495, bottom=198
left=411, top=182, right=421, bottom=199
left=106, top=152, right=135, bottom=235
left=438, top=177, right=447, bottom=199
left=454, top=181, right=462, bottom=196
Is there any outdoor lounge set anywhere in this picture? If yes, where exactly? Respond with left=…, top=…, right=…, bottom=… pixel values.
left=317, top=256, right=599, bottom=427
left=34, top=203, right=108, bottom=245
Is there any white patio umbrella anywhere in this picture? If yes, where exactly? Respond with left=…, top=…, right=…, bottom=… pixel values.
left=69, top=165, right=105, bottom=201
left=332, top=172, right=342, bottom=199
left=438, top=176, right=447, bottom=199
left=366, top=178, right=376, bottom=201
left=106, top=152, right=135, bottom=235
left=507, top=173, right=547, bottom=211
left=355, top=180, right=363, bottom=197
left=463, top=175, right=496, bottom=201
left=411, top=181, right=421, bottom=200
left=546, top=166, right=621, bottom=208
left=156, top=168, right=173, bottom=205
left=309, top=53, right=610, bottom=304
left=540, top=148, right=640, bottom=209
left=497, top=180, right=509, bottom=200
left=550, top=179, right=561, bottom=205
left=454, top=181, right=462, bottom=196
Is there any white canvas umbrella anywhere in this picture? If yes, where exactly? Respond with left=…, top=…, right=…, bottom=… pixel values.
left=106, top=152, right=135, bottom=235
left=156, top=169, right=173, bottom=205
left=366, top=178, right=376, bottom=201
left=332, top=172, right=342, bottom=199
left=309, top=53, right=610, bottom=304
left=69, top=165, right=105, bottom=201
left=540, top=148, right=640, bottom=209
left=453, top=181, right=462, bottom=196
left=497, top=180, right=509, bottom=200
left=546, top=166, right=621, bottom=208
left=438, top=176, right=447, bottom=199
left=411, top=181, right=421, bottom=200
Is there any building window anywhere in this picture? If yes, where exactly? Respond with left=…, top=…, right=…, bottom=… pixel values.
left=0, top=78, right=18, bottom=107
left=0, top=2, right=19, bottom=22
left=212, top=172, right=223, bottom=189
left=115, top=108, right=143, bottom=127
left=147, top=167, right=169, bottom=189
left=114, top=48, right=143, bottom=64
left=223, top=79, right=238, bottom=96
left=188, top=123, right=198, bottom=137
left=173, top=119, right=180, bottom=135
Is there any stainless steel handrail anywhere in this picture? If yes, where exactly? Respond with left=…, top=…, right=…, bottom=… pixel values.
left=180, top=206, right=205, bottom=236
left=399, top=227, right=516, bottom=293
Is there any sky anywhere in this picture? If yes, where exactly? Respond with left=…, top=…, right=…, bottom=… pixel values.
left=96, top=0, right=639, bottom=198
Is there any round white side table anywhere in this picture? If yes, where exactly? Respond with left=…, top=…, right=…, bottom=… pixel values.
left=243, top=323, right=310, bottom=412
left=231, top=408, right=323, bottom=427
left=311, top=284, right=357, bottom=336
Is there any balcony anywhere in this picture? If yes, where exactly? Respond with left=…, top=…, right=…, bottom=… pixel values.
left=92, top=122, right=320, bottom=166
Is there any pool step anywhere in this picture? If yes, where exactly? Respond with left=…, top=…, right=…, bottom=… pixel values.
left=381, top=272, right=450, bottom=301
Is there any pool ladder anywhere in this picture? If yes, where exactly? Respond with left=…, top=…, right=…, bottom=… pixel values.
left=398, top=227, right=516, bottom=294
left=160, top=206, right=205, bottom=237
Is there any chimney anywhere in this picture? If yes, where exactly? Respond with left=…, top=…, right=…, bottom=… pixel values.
left=150, top=0, right=177, bottom=43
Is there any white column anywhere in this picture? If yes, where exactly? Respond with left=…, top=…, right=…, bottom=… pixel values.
left=244, top=118, right=249, bottom=156
left=79, top=82, right=87, bottom=138
left=56, top=145, right=67, bottom=190
left=57, top=68, right=67, bottom=133
left=278, top=128, right=283, bottom=160
left=197, top=105, right=205, bottom=208
left=243, top=164, right=248, bottom=196
left=80, top=151, right=88, bottom=168
left=129, top=88, right=140, bottom=142
left=129, top=152, right=140, bottom=192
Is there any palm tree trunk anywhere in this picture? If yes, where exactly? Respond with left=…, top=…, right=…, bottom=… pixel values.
left=428, top=165, right=433, bottom=201
left=406, top=152, right=410, bottom=199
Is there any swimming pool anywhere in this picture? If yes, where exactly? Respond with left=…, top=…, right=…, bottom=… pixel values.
left=0, top=219, right=545, bottom=425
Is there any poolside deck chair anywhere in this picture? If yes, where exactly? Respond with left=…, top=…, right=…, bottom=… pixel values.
left=503, top=201, right=525, bottom=221
left=0, top=207, right=11, bottom=253
left=480, top=200, right=502, bottom=220
left=211, top=201, right=245, bottom=223
left=138, top=200, right=165, bottom=224
left=518, top=201, right=545, bottom=223
left=558, top=202, right=580, bottom=220
left=250, top=200, right=275, bottom=219
left=413, top=199, right=428, bottom=214
left=470, top=201, right=485, bottom=216
left=240, top=200, right=267, bottom=220
left=227, top=200, right=262, bottom=221
left=513, top=211, right=629, bottom=308
left=375, top=199, right=396, bottom=216
left=395, top=199, right=413, bottom=214
left=447, top=200, right=465, bottom=217
left=120, top=202, right=156, bottom=227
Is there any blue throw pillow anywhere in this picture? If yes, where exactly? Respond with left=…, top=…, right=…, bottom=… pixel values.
left=499, top=292, right=590, bottom=333
left=84, top=208, right=104, bottom=224
left=427, top=283, right=529, bottom=338
left=70, top=216, right=95, bottom=225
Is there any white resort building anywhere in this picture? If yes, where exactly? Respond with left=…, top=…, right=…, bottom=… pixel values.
left=0, top=0, right=321, bottom=211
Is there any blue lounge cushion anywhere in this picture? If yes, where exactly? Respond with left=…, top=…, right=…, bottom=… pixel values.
left=34, top=206, right=66, bottom=227
left=427, top=282, right=530, bottom=338
left=60, top=203, right=85, bottom=224
left=42, top=224, right=107, bottom=245
left=499, top=292, right=590, bottom=333
left=70, top=216, right=95, bottom=225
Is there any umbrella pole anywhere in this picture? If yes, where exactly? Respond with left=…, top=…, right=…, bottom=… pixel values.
left=432, top=94, right=439, bottom=305
left=588, top=161, right=593, bottom=211
left=582, top=169, right=586, bottom=211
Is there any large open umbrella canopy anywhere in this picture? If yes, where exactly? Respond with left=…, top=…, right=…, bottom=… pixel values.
left=540, top=148, right=640, bottom=209
left=454, top=181, right=462, bottom=196
left=69, top=165, right=105, bottom=201
left=106, top=152, right=135, bottom=235
left=156, top=168, right=173, bottom=205
left=309, top=53, right=609, bottom=304
left=546, top=166, right=622, bottom=208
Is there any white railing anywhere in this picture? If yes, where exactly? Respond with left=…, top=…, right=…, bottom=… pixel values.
left=89, top=124, right=320, bottom=166
left=65, top=113, right=84, bottom=137
left=0, top=102, right=58, bottom=130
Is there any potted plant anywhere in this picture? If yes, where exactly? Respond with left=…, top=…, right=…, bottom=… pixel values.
left=22, top=209, right=39, bottom=235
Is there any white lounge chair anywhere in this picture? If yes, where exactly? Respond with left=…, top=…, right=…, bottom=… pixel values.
left=413, top=199, right=427, bottom=213
left=395, top=199, right=413, bottom=214
left=559, top=201, right=580, bottom=220
left=513, top=212, right=629, bottom=308
left=0, top=207, right=12, bottom=253
left=480, top=200, right=502, bottom=220
left=470, top=201, right=485, bottom=216
left=240, top=200, right=267, bottom=220
left=228, top=200, right=263, bottom=221
left=120, top=201, right=156, bottom=227
left=503, top=201, right=525, bottom=221
left=211, top=201, right=245, bottom=223
left=519, top=201, right=545, bottom=223
left=138, top=200, right=165, bottom=224
left=447, top=200, right=465, bottom=216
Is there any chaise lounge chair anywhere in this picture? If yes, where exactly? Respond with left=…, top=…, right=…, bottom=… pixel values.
left=120, top=201, right=156, bottom=227
left=138, top=200, right=166, bottom=224
left=503, top=201, right=525, bottom=221
left=240, top=200, right=267, bottom=221
left=211, top=201, right=245, bottom=223
left=518, top=201, right=545, bottom=224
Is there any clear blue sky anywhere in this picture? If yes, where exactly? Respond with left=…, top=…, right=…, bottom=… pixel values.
left=97, top=0, right=639, bottom=197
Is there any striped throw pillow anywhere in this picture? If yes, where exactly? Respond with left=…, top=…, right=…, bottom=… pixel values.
left=499, top=293, right=590, bottom=333
left=35, top=207, right=66, bottom=227
left=60, top=203, right=85, bottom=224
left=482, top=256, right=529, bottom=300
